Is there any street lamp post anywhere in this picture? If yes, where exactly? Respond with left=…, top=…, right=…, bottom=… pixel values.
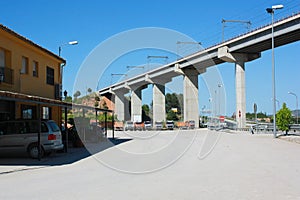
left=288, top=92, right=298, bottom=124
left=58, top=40, right=78, bottom=57
left=63, top=90, right=68, bottom=152
left=218, top=84, right=223, bottom=116
left=58, top=40, right=78, bottom=99
left=266, top=4, right=284, bottom=138
left=271, top=98, right=280, bottom=109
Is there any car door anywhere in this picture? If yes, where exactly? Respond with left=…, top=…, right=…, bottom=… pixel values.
left=0, top=122, right=26, bottom=154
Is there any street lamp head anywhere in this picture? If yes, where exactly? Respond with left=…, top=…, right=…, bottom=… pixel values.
left=272, top=4, right=284, bottom=10
left=266, top=4, right=284, bottom=13
left=266, top=4, right=283, bottom=14
left=266, top=8, right=273, bottom=13
left=288, top=91, right=297, bottom=97
left=68, top=41, right=78, bottom=45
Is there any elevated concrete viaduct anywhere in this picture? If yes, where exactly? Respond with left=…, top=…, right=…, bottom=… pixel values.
left=100, top=13, right=300, bottom=129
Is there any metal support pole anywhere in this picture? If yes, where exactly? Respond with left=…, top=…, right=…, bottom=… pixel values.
left=64, top=106, right=68, bottom=153
left=267, top=4, right=284, bottom=137
left=112, top=111, right=115, bottom=139
left=297, top=96, right=299, bottom=124
left=104, top=112, right=107, bottom=138
left=95, top=110, right=98, bottom=126
left=37, top=104, right=41, bottom=161
left=271, top=12, right=277, bottom=138
left=58, top=46, right=61, bottom=57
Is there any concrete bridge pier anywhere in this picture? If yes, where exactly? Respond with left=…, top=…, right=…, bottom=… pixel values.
left=114, top=90, right=126, bottom=122
left=235, top=61, right=246, bottom=129
left=124, top=96, right=131, bottom=121
left=153, top=83, right=166, bottom=124
left=131, top=87, right=143, bottom=122
left=218, top=46, right=260, bottom=129
left=110, top=89, right=130, bottom=122
left=183, top=68, right=200, bottom=128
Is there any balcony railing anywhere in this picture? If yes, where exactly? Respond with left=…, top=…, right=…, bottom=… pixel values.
left=0, top=66, right=14, bottom=85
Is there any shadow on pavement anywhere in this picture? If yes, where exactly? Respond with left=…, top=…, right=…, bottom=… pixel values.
left=0, top=137, right=132, bottom=168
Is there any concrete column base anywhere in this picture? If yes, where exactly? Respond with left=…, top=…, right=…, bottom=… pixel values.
left=183, top=68, right=199, bottom=128
left=131, top=88, right=142, bottom=122
left=114, top=91, right=125, bottom=122
left=153, top=83, right=166, bottom=124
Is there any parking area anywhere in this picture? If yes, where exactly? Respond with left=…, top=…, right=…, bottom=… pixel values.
left=1, top=129, right=300, bottom=199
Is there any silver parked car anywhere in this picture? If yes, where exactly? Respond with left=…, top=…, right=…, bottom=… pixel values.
left=124, top=121, right=134, bottom=131
left=155, top=121, right=163, bottom=130
left=166, top=121, right=174, bottom=130
left=144, top=121, right=152, bottom=130
left=0, top=120, right=64, bottom=159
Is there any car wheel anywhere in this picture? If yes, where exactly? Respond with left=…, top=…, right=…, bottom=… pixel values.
left=28, top=144, right=44, bottom=159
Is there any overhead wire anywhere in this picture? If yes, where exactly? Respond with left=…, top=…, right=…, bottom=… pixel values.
left=196, top=0, right=300, bottom=48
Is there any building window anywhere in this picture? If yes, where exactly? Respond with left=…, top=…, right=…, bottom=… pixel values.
left=21, top=105, right=36, bottom=119
left=0, top=49, right=5, bottom=67
left=33, top=61, right=38, bottom=77
left=46, top=66, right=54, bottom=85
left=21, top=56, right=28, bottom=74
left=0, top=49, right=4, bottom=82
left=42, top=107, right=51, bottom=120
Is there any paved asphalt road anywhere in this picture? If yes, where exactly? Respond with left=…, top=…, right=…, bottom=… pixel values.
left=0, top=129, right=300, bottom=200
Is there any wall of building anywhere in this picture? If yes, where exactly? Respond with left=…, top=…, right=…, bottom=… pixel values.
left=0, top=25, right=64, bottom=124
left=0, top=28, right=62, bottom=99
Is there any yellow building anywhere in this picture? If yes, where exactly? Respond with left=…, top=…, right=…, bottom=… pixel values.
left=0, top=23, right=65, bottom=124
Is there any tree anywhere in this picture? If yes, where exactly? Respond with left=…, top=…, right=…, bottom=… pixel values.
left=87, top=88, right=92, bottom=94
left=276, top=103, right=292, bottom=135
left=64, top=96, right=72, bottom=103
left=165, top=93, right=181, bottom=114
left=101, top=100, right=108, bottom=109
left=176, top=93, right=183, bottom=115
left=246, top=112, right=268, bottom=120
left=95, top=96, right=100, bottom=102
left=73, top=91, right=81, bottom=100
left=142, top=104, right=151, bottom=121
left=94, top=95, right=100, bottom=108
left=142, top=104, right=150, bottom=116
left=167, top=110, right=178, bottom=121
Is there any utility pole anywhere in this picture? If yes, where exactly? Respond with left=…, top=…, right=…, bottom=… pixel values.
left=222, top=19, right=251, bottom=42
left=176, top=41, right=201, bottom=59
left=147, top=55, right=169, bottom=70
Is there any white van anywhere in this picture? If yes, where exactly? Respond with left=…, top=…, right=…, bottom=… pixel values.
left=0, top=120, right=64, bottom=159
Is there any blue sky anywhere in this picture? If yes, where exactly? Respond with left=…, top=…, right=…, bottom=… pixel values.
left=0, top=0, right=299, bottom=116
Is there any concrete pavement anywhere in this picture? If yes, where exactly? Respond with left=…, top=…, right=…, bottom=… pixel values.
left=0, top=130, right=300, bottom=200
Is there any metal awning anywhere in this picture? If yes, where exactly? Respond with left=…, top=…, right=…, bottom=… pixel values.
left=0, top=90, right=114, bottom=160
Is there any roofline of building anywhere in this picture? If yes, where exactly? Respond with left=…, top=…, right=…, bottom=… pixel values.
left=0, top=90, right=112, bottom=112
left=0, top=23, right=66, bottom=64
